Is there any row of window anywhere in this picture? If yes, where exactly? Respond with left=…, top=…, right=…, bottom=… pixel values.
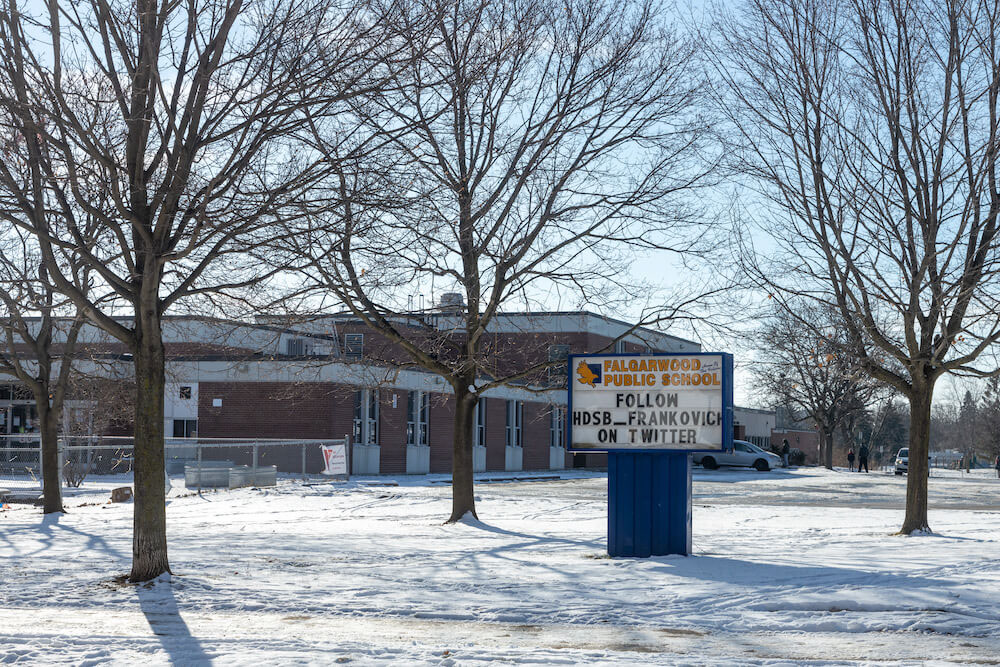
left=173, top=388, right=568, bottom=449
left=352, top=390, right=566, bottom=449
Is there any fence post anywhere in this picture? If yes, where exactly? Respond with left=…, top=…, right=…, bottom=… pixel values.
left=301, top=442, right=307, bottom=480
left=57, top=436, right=64, bottom=489
left=197, top=444, right=203, bottom=495
left=346, top=433, right=352, bottom=479
left=37, top=437, right=43, bottom=492
left=253, top=440, right=259, bottom=482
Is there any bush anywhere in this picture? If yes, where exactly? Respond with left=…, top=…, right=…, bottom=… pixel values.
left=62, top=456, right=92, bottom=488
left=789, top=448, right=806, bottom=466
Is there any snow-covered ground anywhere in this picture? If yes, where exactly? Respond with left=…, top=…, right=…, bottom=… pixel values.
left=2, top=466, right=999, bottom=665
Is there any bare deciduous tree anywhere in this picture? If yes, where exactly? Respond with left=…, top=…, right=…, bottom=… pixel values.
left=0, top=226, right=89, bottom=513
left=753, top=303, right=885, bottom=469
left=285, top=0, right=715, bottom=522
left=712, top=0, right=1000, bottom=533
left=0, top=0, right=393, bottom=580
left=978, top=377, right=1000, bottom=462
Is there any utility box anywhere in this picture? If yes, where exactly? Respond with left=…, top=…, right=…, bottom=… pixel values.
left=184, top=460, right=234, bottom=488
left=228, top=465, right=277, bottom=488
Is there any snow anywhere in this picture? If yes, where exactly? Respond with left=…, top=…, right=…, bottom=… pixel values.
left=1, top=466, right=999, bottom=665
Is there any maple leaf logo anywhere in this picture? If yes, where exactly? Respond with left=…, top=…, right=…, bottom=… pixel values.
left=576, top=360, right=600, bottom=388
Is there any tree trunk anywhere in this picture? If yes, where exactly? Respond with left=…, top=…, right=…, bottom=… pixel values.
left=447, top=389, right=477, bottom=523
left=900, top=382, right=933, bottom=534
left=129, top=312, right=170, bottom=581
left=38, top=401, right=63, bottom=514
left=823, top=428, right=834, bottom=470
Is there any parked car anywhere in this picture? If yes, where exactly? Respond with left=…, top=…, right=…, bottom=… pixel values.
left=895, top=447, right=909, bottom=475
left=693, top=440, right=783, bottom=471
left=895, top=448, right=931, bottom=475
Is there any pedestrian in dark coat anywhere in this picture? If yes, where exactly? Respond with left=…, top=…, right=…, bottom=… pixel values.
left=858, top=444, right=870, bottom=473
left=781, top=439, right=790, bottom=467
left=995, top=454, right=1000, bottom=479
left=847, top=449, right=855, bottom=472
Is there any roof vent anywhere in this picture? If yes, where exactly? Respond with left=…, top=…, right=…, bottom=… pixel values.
left=438, top=292, right=464, bottom=309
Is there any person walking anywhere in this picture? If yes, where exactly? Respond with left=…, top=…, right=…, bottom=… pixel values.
left=781, top=439, right=790, bottom=467
left=847, top=448, right=855, bottom=472
left=994, top=454, right=1000, bottom=479
left=858, top=444, right=870, bottom=473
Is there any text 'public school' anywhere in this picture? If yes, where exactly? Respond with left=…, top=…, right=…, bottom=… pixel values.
left=600, top=357, right=721, bottom=388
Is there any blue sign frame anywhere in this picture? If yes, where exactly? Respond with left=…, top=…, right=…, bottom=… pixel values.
left=566, top=352, right=734, bottom=454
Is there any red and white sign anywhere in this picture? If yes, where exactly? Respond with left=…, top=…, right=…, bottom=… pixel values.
left=321, top=444, right=348, bottom=476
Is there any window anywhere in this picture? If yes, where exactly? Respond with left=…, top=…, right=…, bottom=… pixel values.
left=286, top=338, right=307, bottom=355
left=353, top=389, right=379, bottom=445
left=406, top=391, right=429, bottom=446
left=506, top=400, right=523, bottom=448
left=172, top=419, right=197, bottom=438
left=474, top=399, right=486, bottom=447
left=345, top=333, right=364, bottom=360
left=614, top=339, right=627, bottom=354
left=178, top=386, right=192, bottom=400
left=550, top=407, right=565, bottom=448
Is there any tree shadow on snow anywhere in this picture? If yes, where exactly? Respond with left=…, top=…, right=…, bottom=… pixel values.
left=448, top=514, right=606, bottom=579
left=137, top=580, right=213, bottom=666
left=0, top=512, right=126, bottom=560
left=903, top=532, right=988, bottom=542
left=455, top=513, right=604, bottom=549
left=691, top=469, right=814, bottom=483
left=646, top=554, right=950, bottom=590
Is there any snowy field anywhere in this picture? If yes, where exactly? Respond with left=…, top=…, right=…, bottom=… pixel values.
left=2, top=466, right=999, bottom=665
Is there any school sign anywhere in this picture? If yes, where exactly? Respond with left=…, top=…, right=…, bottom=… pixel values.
left=569, top=353, right=731, bottom=452
left=568, top=352, right=734, bottom=557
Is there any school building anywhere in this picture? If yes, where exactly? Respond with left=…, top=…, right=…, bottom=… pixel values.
left=6, top=308, right=702, bottom=475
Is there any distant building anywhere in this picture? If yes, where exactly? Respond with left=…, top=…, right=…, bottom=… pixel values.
left=770, top=429, right=820, bottom=464
left=733, top=406, right=776, bottom=450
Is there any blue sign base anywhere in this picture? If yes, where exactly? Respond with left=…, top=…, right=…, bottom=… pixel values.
left=608, top=452, right=692, bottom=557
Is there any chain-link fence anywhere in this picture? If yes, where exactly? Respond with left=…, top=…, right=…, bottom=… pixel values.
left=1, top=435, right=347, bottom=497
left=0, top=435, right=43, bottom=493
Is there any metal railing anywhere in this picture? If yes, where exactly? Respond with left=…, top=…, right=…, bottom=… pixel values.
left=1, top=435, right=348, bottom=495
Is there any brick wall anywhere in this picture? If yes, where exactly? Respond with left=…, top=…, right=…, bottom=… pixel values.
left=196, top=382, right=353, bottom=473
left=485, top=398, right=507, bottom=471
left=197, top=382, right=349, bottom=439
left=772, top=429, right=820, bottom=464
left=379, top=389, right=408, bottom=474
left=332, top=319, right=683, bottom=380
left=523, top=403, right=550, bottom=470
left=428, top=393, right=454, bottom=474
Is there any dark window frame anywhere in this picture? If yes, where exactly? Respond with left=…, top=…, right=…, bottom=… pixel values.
left=353, top=389, right=379, bottom=445
left=406, top=391, right=429, bottom=446
left=506, top=400, right=523, bottom=448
